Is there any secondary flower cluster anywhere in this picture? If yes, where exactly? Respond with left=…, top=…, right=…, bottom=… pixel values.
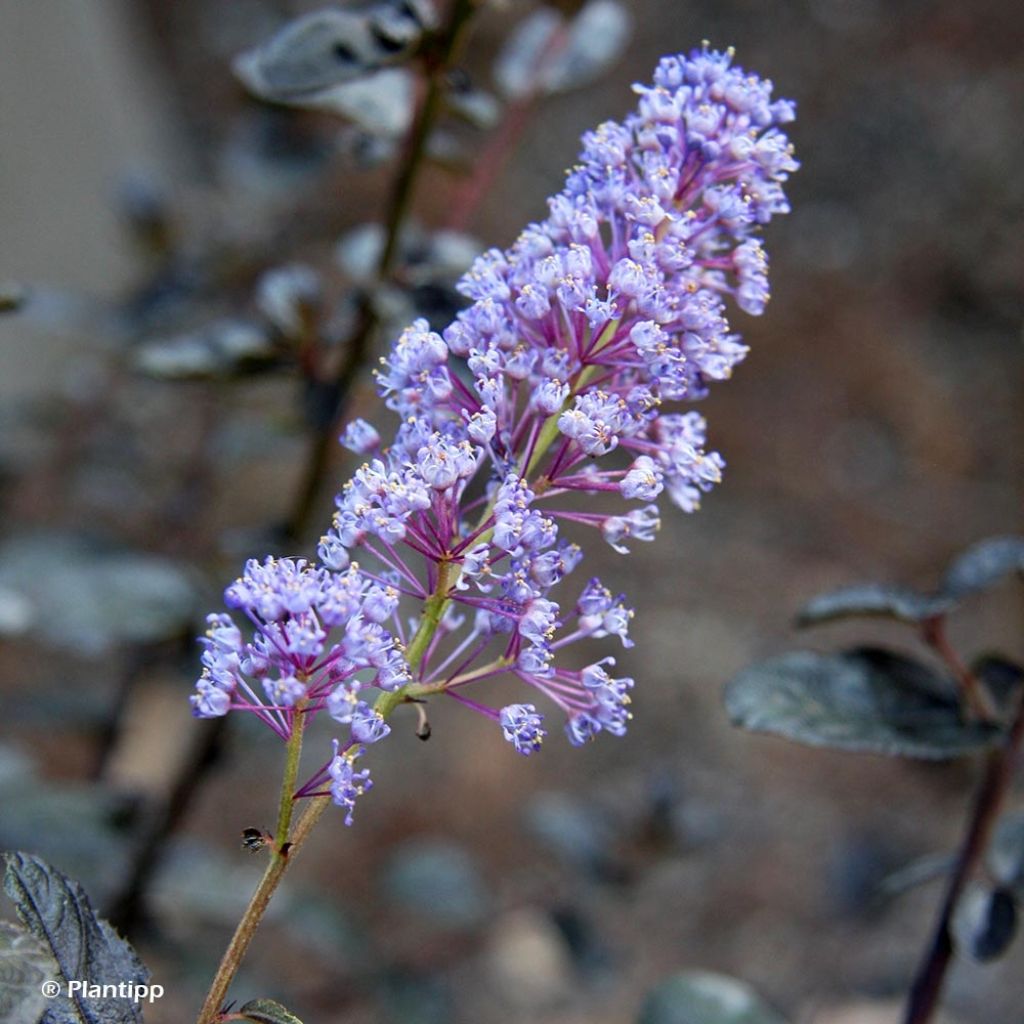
left=191, top=45, right=797, bottom=823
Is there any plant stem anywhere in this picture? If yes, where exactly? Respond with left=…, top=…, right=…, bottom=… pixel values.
left=274, top=709, right=306, bottom=849
left=195, top=792, right=330, bottom=1024
left=902, top=693, right=1024, bottom=1024
left=281, top=0, right=479, bottom=542
left=921, top=616, right=997, bottom=723
left=197, top=15, right=486, bottom=1014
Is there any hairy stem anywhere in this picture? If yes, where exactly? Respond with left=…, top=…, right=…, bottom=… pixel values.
left=274, top=708, right=306, bottom=849
left=194, top=792, right=330, bottom=1024
left=902, top=694, right=1024, bottom=1024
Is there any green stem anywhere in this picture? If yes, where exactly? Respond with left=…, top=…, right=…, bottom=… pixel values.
left=195, top=715, right=320, bottom=1024
left=274, top=709, right=306, bottom=850
left=525, top=362, right=600, bottom=480
left=375, top=350, right=610, bottom=722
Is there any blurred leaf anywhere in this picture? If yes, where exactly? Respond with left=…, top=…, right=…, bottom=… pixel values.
left=724, top=648, right=1001, bottom=759
left=233, top=3, right=434, bottom=100
left=972, top=654, right=1024, bottom=710
left=638, top=971, right=788, bottom=1024
left=233, top=2, right=428, bottom=136
left=3, top=852, right=148, bottom=1024
left=0, top=921, right=57, bottom=1024
left=446, top=80, right=502, bottom=129
left=988, top=811, right=1024, bottom=895
left=799, top=536, right=1024, bottom=630
left=940, top=536, right=1024, bottom=602
left=952, top=883, right=1018, bottom=962
left=308, top=68, right=416, bottom=137
left=135, top=319, right=278, bottom=380
left=0, top=533, right=197, bottom=654
left=336, top=224, right=386, bottom=282
left=238, top=997, right=304, bottom=1024
left=0, top=281, right=28, bottom=313
left=495, top=0, right=631, bottom=99
left=796, top=584, right=947, bottom=627
left=256, top=264, right=322, bottom=340
left=877, top=851, right=954, bottom=898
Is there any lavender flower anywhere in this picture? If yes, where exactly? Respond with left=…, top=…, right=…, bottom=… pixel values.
left=193, top=45, right=797, bottom=819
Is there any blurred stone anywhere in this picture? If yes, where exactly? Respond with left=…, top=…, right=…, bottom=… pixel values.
left=283, top=893, right=372, bottom=973
left=810, top=1002, right=958, bottom=1024
left=382, top=838, right=489, bottom=927
left=152, top=838, right=274, bottom=928
left=639, top=972, right=787, bottom=1024
left=102, top=675, right=196, bottom=800
left=0, top=532, right=197, bottom=655
left=378, top=971, right=453, bottom=1024
left=483, top=908, right=574, bottom=1011
left=0, top=784, right=133, bottom=906
left=0, top=585, right=35, bottom=637
left=0, top=744, right=35, bottom=787
left=524, top=790, right=613, bottom=877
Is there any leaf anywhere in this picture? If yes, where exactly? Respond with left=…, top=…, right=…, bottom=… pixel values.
left=232, top=3, right=430, bottom=134
left=877, top=851, right=954, bottom=898
left=638, top=971, right=788, bottom=1024
left=494, top=0, right=631, bottom=99
left=0, top=921, right=58, bottom=1024
left=255, top=265, right=322, bottom=341
left=940, top=536, right=1024, bottom=602
left=724, top=648, right=1001, bottom=759
left=238, top=997, right=305, bottom=1024
left=972, top=654, right=1024, bottom=711
left=797, top=535, right=1024, bottom=629
left=233, top=4, right=432, bottom=99
left=988, top=811, right=1024, bottom=895
left=3, top=852, right=149, bottom=1024
left=952, top=883, right=1018, bottom=962
left=301, top=68, right=416, bottom=137
left=796, top=584, right=948, bottom=627
left=445, top=82, right=501, bottom=130
left=135, top=319, right=278, bottom=381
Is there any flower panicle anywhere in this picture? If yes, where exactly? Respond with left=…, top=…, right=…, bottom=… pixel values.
left=191, top=45, right=796, bottom=822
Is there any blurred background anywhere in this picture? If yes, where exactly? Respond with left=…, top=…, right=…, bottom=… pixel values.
left=0, top=1, right=1022, bottom=1022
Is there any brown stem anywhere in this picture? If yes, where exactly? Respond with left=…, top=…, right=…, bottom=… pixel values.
left=447, top=19, right=569, bottom=233
left=195, top=794, right=331, bottom=1024
left=902, top=694, right=1024, bottom=1024
left=921, top=616, right=997, bottom=723
left=280, top=0, right=479, bottom=542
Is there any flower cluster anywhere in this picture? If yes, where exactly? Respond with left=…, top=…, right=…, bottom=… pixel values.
left=192, top=45, right=797, bottom=823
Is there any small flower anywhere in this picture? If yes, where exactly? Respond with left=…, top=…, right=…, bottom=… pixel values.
left=351, top=702, right=391, bottom=745
left=328, top=741, right=373, bottom=826
left=499, top=704, right=546, bottom=755
left=340, top=418, right=381, bottom=454
left=192, top=44, right=796, bottom=819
